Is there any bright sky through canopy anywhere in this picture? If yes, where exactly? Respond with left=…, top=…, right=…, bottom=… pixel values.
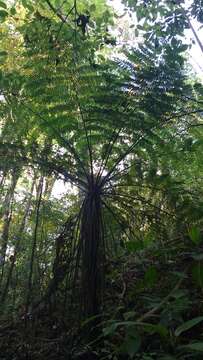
left=108, top=0, right=203, bottom=80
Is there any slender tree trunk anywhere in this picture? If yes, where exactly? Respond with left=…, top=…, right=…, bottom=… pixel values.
left=0, top=170, right=7, bottom=192
left=0, top=169, right=20, bottom=287
left=35, top=176, right=56, bottom=292
left=1, top=175, right=36, bottom=304
left=44, top=176, right=55, bottom=199
left=187, top=17, right=203, bottom=54
left=26, top=176, right=44, bottom=313
left=180, top=6, right=203, bottom=54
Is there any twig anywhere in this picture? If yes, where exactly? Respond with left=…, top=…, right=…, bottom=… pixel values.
left=45, top=0, right=68, bottom=23
left=136, top=271, right=187, bottom=323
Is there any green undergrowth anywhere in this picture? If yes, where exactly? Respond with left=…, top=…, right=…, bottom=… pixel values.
left=75, top=229, right=203, bottom=359
left=1, top=229, right=203, bottom=360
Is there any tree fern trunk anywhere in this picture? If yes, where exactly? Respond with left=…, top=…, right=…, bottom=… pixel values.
left=80, top=181, right=104, bottom=317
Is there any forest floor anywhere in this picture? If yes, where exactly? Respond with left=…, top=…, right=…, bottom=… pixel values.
left=0, top=240, right=203, bottom=360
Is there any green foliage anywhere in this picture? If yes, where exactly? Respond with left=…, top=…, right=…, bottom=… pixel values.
left=179, top=342, right=203, bottom=352
left=0, top=0, right=202, bottom=358
left=144, top=266, right=158, bottom=288
left=189, top=226, right=202, bottom=245
left=175, top=316, right=203, bottom=336
left=192, top=262, right=203, bottom=288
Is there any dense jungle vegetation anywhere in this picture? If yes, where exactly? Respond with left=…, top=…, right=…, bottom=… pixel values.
left=0, top=0, right=203, bottom=358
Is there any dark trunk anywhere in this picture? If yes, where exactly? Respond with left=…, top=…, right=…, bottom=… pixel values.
left=80, top=180, right=104, bottom=317
left=0, top=170, right=20, bottom=287
left=26, top=176, right=43, bottom=312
